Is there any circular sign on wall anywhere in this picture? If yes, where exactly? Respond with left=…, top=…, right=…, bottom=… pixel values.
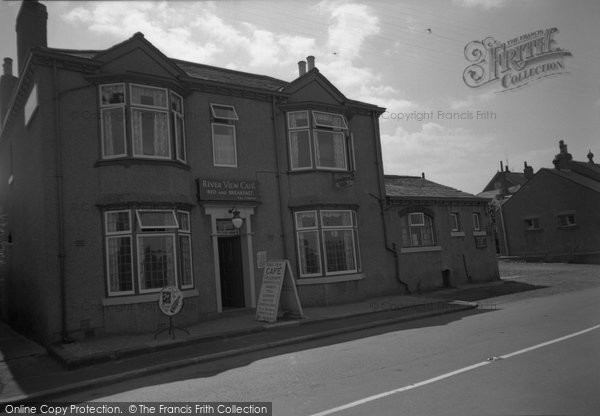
left=158, top=286, right=184, bottom=316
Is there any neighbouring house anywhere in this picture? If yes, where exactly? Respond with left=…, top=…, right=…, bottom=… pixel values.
left=384, top=175, right=499, bottom=291
left=478, top=161, right=535, bottom=253
left=494, top=140, right=600, bottom=263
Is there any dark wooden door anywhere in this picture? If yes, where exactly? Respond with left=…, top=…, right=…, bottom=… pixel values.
left=218, top=236, right=245, bottom=308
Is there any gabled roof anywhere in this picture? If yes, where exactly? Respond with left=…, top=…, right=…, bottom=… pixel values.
left=481, top=170, right=527, bottom=193
left=545, top=168, right=600, bottom=193
left=385, top=175, right=484, bottom=201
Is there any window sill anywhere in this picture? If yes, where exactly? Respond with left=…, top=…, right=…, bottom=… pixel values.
left=95, top=158, right=191, bottom=170
left=102, top=289, right=199, bottom=306
left=472, top=231, right=487, bottom=236
left=451, top=231, right=465, bottom=237
left=400, top=246, right=442, bottom=254
left=297, top=273, right=365, bottom=285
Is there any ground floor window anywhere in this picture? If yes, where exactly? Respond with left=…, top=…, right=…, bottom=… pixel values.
left=400, top=212, right=436, bottom=247
left=104, top=209, right=193, bottom=296
left=295, top=209, right=360, bottom=277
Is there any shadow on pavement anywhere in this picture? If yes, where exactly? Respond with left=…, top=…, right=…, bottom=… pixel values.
left=46, top=307, right=495, bottom=402
left=430, top=281, right=548, bottom=302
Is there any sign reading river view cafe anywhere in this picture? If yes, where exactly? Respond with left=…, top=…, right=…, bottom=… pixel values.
left=197, top=178, right=259, bottom=202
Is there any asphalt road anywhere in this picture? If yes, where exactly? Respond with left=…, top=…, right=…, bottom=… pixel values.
left=58, top=262, right=600, bottom=416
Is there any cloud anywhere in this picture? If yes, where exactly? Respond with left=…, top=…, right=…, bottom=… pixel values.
left=449, top=91, right=496, bottom=110
left=452, top=0, right=508, bottom=9
left=381, top=123, right=499, bottom=193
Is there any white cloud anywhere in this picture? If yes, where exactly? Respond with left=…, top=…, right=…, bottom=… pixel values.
left=452, top=0, right=508, bottom=9
left=381, top=123, right=499, bottom=193
left=449, top=91, right=496, bottom=110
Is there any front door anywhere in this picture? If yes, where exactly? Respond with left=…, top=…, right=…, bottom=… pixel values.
left=218, top=236, right=245, bottom=308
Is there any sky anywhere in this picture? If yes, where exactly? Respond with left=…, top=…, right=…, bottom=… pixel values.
left=1, top=0, right=599, bottom=194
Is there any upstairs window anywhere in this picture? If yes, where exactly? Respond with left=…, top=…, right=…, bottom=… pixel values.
left=211, top=103, right=238, bottom=167
left=400, top=212, right=436, bottom=247
left=99, top=83, right=186, bottom=162
left=287, top=110, right=352, bottom=172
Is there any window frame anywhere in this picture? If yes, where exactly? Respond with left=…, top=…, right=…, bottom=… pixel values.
left=99, top=83, right=128, bottom=159
left=104, top=210, right=134, bottom=296
left=472, top=212, right=481, bottom=231
left=524, top=217, right=541, bottom=231
left=210, top=103, right=239, bottom=121
left=136, top=232, right=178, bottom=294
left=211, top=122, right=238, bottom=167
left=295, top=209, right=360, bottom=278
left=557, top=213, right=576, bottom=228
left=98, top=83, right=186, bottom=163
left=450, top=212, right=460, bottom=232
left=103, top=208, right=194, bottom=297
left=401, top=212, right=436, bottom=248
left=286, top=110, right=352, bottom=172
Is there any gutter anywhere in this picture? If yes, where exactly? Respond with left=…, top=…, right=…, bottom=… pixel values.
left=271, top=96, right=289, bottom=260
left=370, top=111, right=411, bottom=294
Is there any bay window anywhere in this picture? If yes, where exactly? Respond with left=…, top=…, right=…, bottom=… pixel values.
left=99, top=83, right=186, bottom=162
left=104, top=209, right=193, bottom=296
left=287, top=110, right=352, bottom=171
left=295, top=209, right=360, bottom=278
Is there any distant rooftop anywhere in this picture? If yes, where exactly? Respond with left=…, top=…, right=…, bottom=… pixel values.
left=384, top=175, right=483, bottom=200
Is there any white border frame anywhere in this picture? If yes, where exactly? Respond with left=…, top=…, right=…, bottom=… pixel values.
left=136, top=233, right=178, bottom=294
left=312, top=110, right=348, bottom=130
left=450, top=212, right=460, bottom=232
left=129, top=83, right=169, bottom=110
left=210, top=103, right=239, bottom=120
left=130, top=107, right=172, bottom=160
left=100, top=107, right=128, bottom=159
left=104, top=210, right=134, bottom=296
left=288, top=130, right=313, bottom=171
left=472, top=212, right=481, bottom=231
left=171, top=91, right=187, bottom=163
left=287, top=110, right=309, bottom=129
left=135, top=209, right=179, bottom=230
left=313, top=129, right=348, bottom=171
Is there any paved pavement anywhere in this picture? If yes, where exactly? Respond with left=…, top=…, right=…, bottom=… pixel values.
left=1, top=259, right=598, bottom=404
left=0, top=293, right=475, bottom=403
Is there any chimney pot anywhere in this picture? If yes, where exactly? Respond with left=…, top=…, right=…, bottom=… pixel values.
left=2, top=58, right=13, bottom=76
left=421, top=172, right=425, bottom=179
left=307, top=55, right=315, bottom=70
left=298, top=60, right=306, bottom=76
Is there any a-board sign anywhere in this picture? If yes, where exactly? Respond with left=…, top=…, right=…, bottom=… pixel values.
left=158, top=286, right=184, bottom=316
left=255, top=260, right=303, bottom=323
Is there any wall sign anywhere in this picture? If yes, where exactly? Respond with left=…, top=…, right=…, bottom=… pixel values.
left=158, top=286, right=184, bottom=316
left=255, top=260, right=303, bottom=323
left=474, top=235, right=488, bottom=249
left=197, top=178, right=259, bottom=202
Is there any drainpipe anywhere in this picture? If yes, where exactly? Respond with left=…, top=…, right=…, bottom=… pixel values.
left=370, top=111, right=411, bottom=294
left=52, top=59, right=70, bottom=343
left=271, top=96, right=288, bottom=260
left=498, top=200, right=509, bottom=256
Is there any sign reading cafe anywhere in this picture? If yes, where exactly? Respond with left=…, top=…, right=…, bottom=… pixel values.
left=463, top=28, right=572, bottom=91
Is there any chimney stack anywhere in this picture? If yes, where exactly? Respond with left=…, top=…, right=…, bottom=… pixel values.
left=298, top=60, right=306, bottom=76
left=16, top=0, right=48, bottom=75
left=0, top=58, right=18, bottom=124
left=588, top=150, right=595, bottom=164
left=552, top=139, right=573, bottom=170
left=307, top=55, right=315, bottom=71
left=523, top=161, right=534, bottom=180
left=500, top=161, right=503, bottom=172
